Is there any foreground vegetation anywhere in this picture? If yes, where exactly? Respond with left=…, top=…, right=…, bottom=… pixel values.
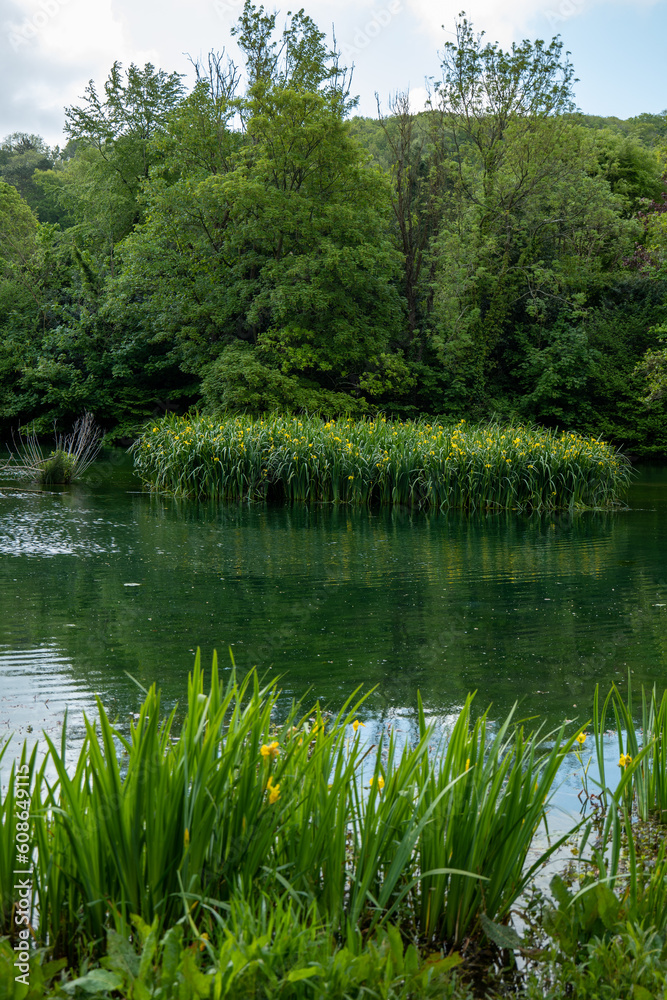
left=132, top=414, right=630, bottom=510
left=1, top=5, right=666, bottom=454
left=3, top=657, right=667, bottom=996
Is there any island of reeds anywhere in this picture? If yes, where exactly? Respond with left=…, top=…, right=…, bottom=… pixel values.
left=3, top=656, right=667, bottom=997
left=132, top=414, right=630, bottom=511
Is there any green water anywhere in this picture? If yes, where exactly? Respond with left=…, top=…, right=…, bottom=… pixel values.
left=0, top=457, right=665, bottom=757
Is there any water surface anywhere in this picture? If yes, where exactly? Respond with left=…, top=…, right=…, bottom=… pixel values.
left=0, top=459, right=665, bottom=775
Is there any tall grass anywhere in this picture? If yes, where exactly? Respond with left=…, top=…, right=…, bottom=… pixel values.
left=2, top=413, right=102, bottom=485
left=590, top=677, right=667, bottom=824
left=0, top=654, right=578, bottom=964
left=132, top=414, right=630, bottom=510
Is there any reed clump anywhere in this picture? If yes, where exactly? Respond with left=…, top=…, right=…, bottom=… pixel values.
left=4, top=661, right=667, bottom=996
left=132, top=414, right=630, bottom=510
left=1, top=413, right=102, bottom=485
left=0, top=654, right=576, bottom=967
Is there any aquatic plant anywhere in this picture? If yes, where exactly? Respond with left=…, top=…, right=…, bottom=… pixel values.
left=591, top=677, right=667, bottom=824
left=0, top=654, right=576, bottom=964
left=132, top=413, right=630, bottom=510
left=1, top=413, right=102, bottom=485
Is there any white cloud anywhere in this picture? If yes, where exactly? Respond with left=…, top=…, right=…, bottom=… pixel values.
left=1, top=0, right=664, bottom=145
left=407, top=0, right=661, bottom=49
left=407, top=85, right=429, bottom=112
left=1, top=0, right=162, bottom=142
left=406, top=0, right=573, bottom=47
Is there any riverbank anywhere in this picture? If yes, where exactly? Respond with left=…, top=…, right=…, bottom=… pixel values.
left=2, top=656, right=667, bottom=997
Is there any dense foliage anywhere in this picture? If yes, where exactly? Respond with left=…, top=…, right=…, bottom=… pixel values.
left=0, top=2, right=666, bottom=455
left=132, top=413, right=630, bottom=510
left=4, top=658, right=667, bottom=997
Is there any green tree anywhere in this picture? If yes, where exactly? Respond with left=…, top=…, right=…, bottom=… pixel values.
left=375, top=95, right=451, bottom=355
left=635, top=330, right=667, bottom=403
left=425, top=16, right=641, bottom=415
left=0, top=134, right=53, bottom=211
left=52, top=62, right=186, bottom=255
left=111, top=5, right=404, bottom=413
left=591, top=129, right=663, bottom=214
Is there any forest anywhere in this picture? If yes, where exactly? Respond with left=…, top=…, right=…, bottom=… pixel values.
left=0, top=3, right=666, bottom=457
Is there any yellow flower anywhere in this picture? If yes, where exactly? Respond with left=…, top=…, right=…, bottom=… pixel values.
left=465, top=758, right=470, bottom=771
left=619, top=753, right=632, bottom=768
left=267, top=776, right=281, bottom=803
left=575, top=732, right=587, bottom=746
left=348, top=475, right=354, bottom=480
left=184, top=828, right=190, bottom=846
left=369, top=775, right=385, bottom=789
left=260, top=740, right=280, bottom=760
left=352, top=719, right=364, bottom=733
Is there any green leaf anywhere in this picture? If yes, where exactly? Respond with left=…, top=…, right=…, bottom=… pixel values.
left=105, top=929, right=140, bottom=981
left=480, top=913, right=524, bottom=950
left=61, top=968, right=124, bottom=994
left=286, top=967, right=322, bottom=982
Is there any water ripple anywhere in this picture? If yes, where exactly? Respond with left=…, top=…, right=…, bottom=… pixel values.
left=0, top=509, right=115, bottom=557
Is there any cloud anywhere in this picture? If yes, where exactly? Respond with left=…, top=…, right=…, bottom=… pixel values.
left=406, top=0, right=575, bottom=47
left=406, top=0, right=662, bottom=49
left=0, top=0, right=157, bottom=144
left=1, top=0, right=662, bottom=147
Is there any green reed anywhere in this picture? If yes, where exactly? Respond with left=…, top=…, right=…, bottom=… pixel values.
left=1, top=654, right=577, bottom=962
left=132, top=414, right=630, bottom=510
left=590, top=677, right=667, bottom=824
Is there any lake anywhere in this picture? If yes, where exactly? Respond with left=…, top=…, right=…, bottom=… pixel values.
left=1, top=455, right=665, bottom=813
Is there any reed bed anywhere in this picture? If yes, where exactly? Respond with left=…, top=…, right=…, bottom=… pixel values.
left=132, top=414, right=630, bottom=510
left=1, top=655, right=577, bottom=966
left=5, top=663, right=667, bottom=995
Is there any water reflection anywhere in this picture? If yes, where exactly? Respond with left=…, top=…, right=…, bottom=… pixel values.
left=0, top=461, right=665, bottom=753
left=0, top=643, right=95, bottom=756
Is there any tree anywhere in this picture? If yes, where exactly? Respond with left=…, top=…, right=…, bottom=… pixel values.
left=425, top=16, right=640, bottom=413
left=59, top=62, right=186, bottom=250
left=0, top=179, right=40, bottom=281
left=116, top=82, right=403, bottom=398
left=635, top=333, right=667, bottom=404
left=0, top=134, right=53, bottom=210
left=231, top=1, right=351, bottom=100
left=109, top=5, right=404, bottom=412
left=375, top=94, right=451, bottom=354
left=436, top=16, right=576, bottom=205
left=591, top=129, right=664, bottom=215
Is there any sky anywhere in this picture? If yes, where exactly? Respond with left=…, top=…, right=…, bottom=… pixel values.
left=0, top=0, right=666, bottom=148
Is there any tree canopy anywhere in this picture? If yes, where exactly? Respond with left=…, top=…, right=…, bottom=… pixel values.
left=0, top=5, right=664, bottom=454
